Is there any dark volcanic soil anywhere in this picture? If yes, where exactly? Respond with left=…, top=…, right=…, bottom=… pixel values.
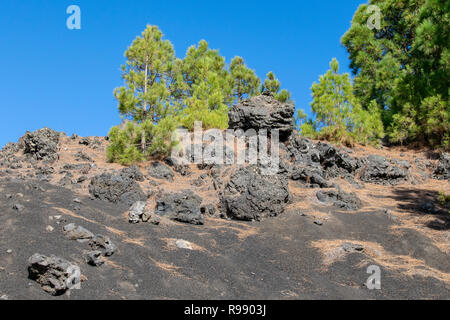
left=0, top=179, right=449, bottom=299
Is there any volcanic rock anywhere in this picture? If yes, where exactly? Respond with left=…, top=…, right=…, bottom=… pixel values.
left=433, top=153, right=450, bottom=180
left=360, top=155, right=408, bottom=185
left=27, top=253, right=80, bottom=296
left=155, top=190, right=204, bottom=225
left=221, top=166, right=291, bottom=221
left=19, top=128, right=60, bottom=163
left=88, top=168, right=146, bottom=207
left=228, top=93, right=295, bottom=142
left=316, top=189, right=362, bottom=211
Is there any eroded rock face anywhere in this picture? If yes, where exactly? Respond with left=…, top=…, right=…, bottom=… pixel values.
left=360, top=155, right=408, bottom=185
left=88, top=168, right=146, bottom=207
left=433, top=153, right=450, bottom=180
left=221, top=166, right=291, bottom=221
left=27, top=254, right=80, bottom=296
left=228, top=93, right=295, bottom=141
left=155, top=190, right=204, bottom=225
left=316, top=189, right=362, bottom=211
left=19, top=128, right=60, bottom=163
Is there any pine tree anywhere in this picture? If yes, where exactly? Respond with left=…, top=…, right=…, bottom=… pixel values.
left=305, top=58, right=384, bottom=146
left=113, top=25, right=176, bottom=152
left=261, top=71, right=292, bottom=103
left=176, top=40, right=233, bottom=130
left=230, top=56, right=261, bottom=104
left=342, top=0, right=449, bottom=148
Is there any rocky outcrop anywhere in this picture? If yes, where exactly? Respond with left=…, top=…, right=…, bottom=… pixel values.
left=19, top=128, right=60, bottom=163
left=228, top=93, right=295, bottom=141
left=433, top=153, right=450, bottom=180
left=221, top=166, right=291, bottom=221
left=285, top=135, right=359, bottom=187
left=88, top=167, right=146, bottom=207
left=360, top=155, right=408, bottom=185
left=27, top=254, right=80, bottom=296
left=155, top=190, right=204, bottom=225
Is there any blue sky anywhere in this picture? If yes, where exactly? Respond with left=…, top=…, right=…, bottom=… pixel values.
left=0, top=0, right=364, bottom=147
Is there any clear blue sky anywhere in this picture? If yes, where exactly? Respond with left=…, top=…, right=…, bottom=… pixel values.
left=0, top=0, right=364, bottom=147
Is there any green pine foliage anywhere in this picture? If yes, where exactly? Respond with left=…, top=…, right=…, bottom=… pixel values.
left=106, top=122, right=144, bottom=166
left=175, top=40, right=233, bottom=130
left=261, top=72, right=292, bottom=103
left=438, top=191, right=450, bottom=206
left=299, top=58, right=384, bottom=146
left=112, top=25, right=178, bottom=155
left=342, top=0, right=449, bottom=149
left=230, top=56, right=261, bottom=104
left=108, top=25, right=295, bottom=165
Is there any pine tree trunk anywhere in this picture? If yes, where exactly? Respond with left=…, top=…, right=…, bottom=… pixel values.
left=141, top=56, right=149, bottom=152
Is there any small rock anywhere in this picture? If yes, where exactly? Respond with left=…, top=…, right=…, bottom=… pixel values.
left=0, top=294, right=8, bottom=300
left=89, top=235, right=116, bottom=257
left=341, top=243, right=364, bottom=252
left=420, top=202, right=436, bottom=214
left=128, top=201, right=146, bottom=224
left=79, top=138, right=90, bottom=146
left=86, top=251, right=104, bottom=267
left=63, top=223, right=95, bottom=242
left=141, top=211, right=152, bottom=223
left=314, top=220, right=323, bottom=226
left=148, top=215, right=161, bottom=225
left=73, top=198, right=81, bottom=204
left=46, top=226, right=54, bottom=232
left=6, top=249, right=12, bottom=254
left=175, top=240, right=194, bottom=250
left=12, top=204, right=25, bottom=212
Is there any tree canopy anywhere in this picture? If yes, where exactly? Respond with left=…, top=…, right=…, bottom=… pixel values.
left=341, top=0, right=449, bottom=148
left=107, top=25, right=293, bottom=165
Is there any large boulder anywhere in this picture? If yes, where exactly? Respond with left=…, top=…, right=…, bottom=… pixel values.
left=228, top=93, right=295, bottom=141
left=433, top=153, right=450, bottom=180
left=221, top=166, right=291, bottom=221
left=27, top=254, right=80, bottom=296
left=155, top=190, right=204, bottom=225
left=88, top=167, right=146, bottom=207
left=19, top=128, right=60, bottom=162
left=360, top=155, right=408, bottom=185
